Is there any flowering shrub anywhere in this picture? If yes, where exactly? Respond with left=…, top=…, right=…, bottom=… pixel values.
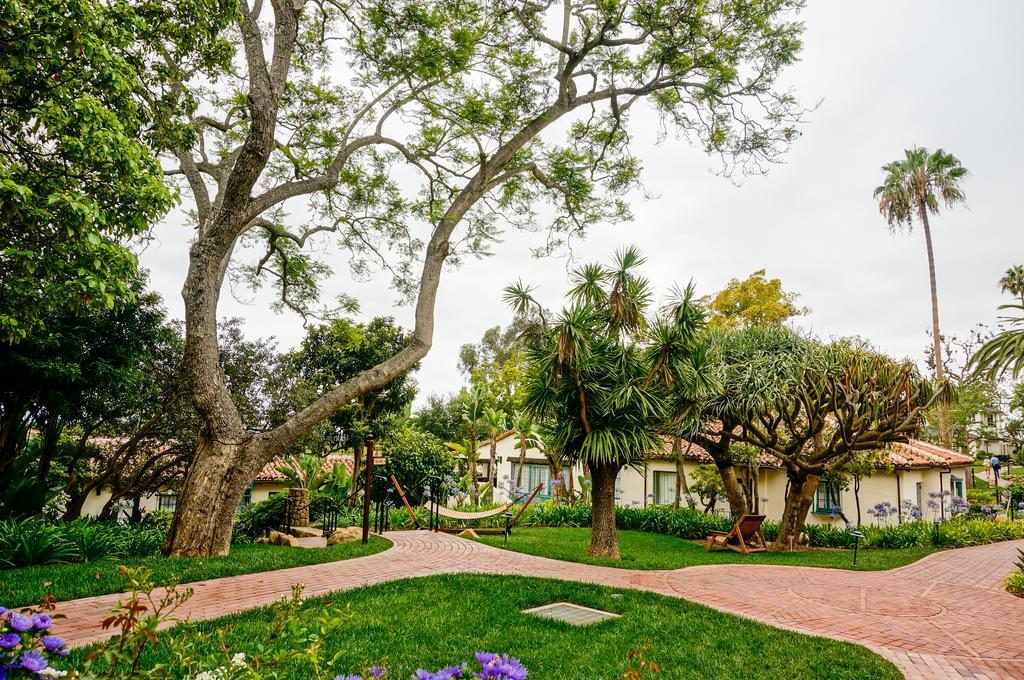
left=866, top=501, right=898, bottom=523
left=0, top=599, right=71, bottom=677
left=900, top=499, right=922, bottom=521
left=948, top=496, right=969, bottom=516
left=337, top=652, right=528, bottom=680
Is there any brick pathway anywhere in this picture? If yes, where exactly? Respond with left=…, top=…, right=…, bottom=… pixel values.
left=52, top=532, right=1024, bottom=679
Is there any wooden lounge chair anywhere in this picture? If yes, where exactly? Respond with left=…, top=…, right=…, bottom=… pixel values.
left=706, top=514, right=768, bottom=554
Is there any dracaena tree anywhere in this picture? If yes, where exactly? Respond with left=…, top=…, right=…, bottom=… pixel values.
left=701, top=327, right=944, bottom=550
left=150, top=0, right=806, bottom=556
left=510, top=247, right=710, bottom=559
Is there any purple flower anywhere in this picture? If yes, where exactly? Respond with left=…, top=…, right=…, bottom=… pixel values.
left=368, top=666, right=388, bottom=678
left=31, top=614, right=52, bottom=631
left=8, top=614, right=32, bottom=632
left=0, top=607, right=8, bottom=616
left=473, top=652, right=527, bottom=680
left=18, top=651, right=48, bottom=673
left=415, top=665, right=465, bottom=680
left=41, top=636, right=66, bottom=654
left=0, top=633, right=19, bottom=649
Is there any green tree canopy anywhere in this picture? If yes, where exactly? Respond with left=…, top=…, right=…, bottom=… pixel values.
left=0, top=0, right=232, bottom=341
left=152, top=0, right=808, bottom=557
left=704, top=269, right=807, bottom=330
left=280, top=317, right=419, bottom=454
left=412, top=393, right=472, bottom=444
left=695, top=326, right=945, bottom=549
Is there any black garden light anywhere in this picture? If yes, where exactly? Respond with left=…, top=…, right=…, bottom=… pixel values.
left=849, top=530, right=864, bottom=566
left=502, top=511, right=514, bottom=546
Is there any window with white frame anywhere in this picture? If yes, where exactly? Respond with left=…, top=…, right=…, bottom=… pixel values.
left=653, top=471, right=675, bottom=505
left=157, top=493, right=177, bottom=512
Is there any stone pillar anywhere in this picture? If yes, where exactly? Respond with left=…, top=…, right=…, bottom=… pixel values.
left=288, top=487, right=310, bottom=528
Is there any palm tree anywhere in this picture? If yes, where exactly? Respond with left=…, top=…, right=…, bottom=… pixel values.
left=999, top=265, right=1024, bottom=307
left=276, top=454, right=327, bottom=491
left=510, top=410, right=542, bottom=487
left=508, top=247, right=709, bottom=559
left=971, top=305, right=1024, bottom=381
left=874, top=147, right=968, bottom=447
left=482, top=406, right=506, bottom=501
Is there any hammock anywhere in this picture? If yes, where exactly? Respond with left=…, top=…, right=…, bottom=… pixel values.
left=423, top=501, right=513, bottom=521
left=423, top=483, right=544, bottom=533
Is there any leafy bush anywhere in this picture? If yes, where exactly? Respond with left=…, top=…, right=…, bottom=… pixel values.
left=382, top=428, right=457, bottom=505
left=1007, top=572, right=1024, bottom=598
left=233, top=495, right=288, bottom=541
left=517, top=501, right=1024, bottom=551
left=0, top=519, right=78, bottom=568
left=0, top=518, right=167, bottom=568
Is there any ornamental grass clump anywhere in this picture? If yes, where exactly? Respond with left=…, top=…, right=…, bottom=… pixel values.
left=0, top=601, right=71, bottom=677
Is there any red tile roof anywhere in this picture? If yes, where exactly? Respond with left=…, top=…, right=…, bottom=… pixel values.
left=653, top=437, right=783, bottom=468
left=478, top=430, right=517, bottom=447
left=653, top=435, right=973, bottom=471
left=254, top=453, right=354, bottom=483
left=882, top=439, right=974, bottom=470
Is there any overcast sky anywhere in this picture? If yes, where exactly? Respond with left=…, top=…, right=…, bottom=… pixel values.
left=139, top=1, right=1024, bottom=407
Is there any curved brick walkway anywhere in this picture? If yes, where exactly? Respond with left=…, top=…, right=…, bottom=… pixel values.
left=52, top=532, right=1024, bottom=679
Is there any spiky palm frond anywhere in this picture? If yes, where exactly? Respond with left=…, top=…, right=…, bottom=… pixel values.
left=873, top=146, right=968, bottom=232
left=568, top=263, right=609, bottom=306
left=970, top=304, right=1024, bottom=380
left=503, top=280, right=540, bottom=318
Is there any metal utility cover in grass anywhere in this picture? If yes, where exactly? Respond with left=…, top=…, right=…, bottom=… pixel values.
left=521, top=602, right=620, bottom=626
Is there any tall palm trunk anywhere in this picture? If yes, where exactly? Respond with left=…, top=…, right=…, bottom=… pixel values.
left=919, top=201, right=950, bottom=447
left=469, top=421, right=479, bottom=507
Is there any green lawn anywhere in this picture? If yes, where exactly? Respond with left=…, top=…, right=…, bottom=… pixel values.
left=0, top=537, right=390, bottom=608
left=72, top=574, right=901, bottom=680
left=476, top=527, right=936, bottom=571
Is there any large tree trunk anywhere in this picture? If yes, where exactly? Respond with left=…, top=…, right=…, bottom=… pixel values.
left=588, top=461, right=621, bottom=559
left=714, top=459, right=749, bottom=518
left=773, top=469, right=820, bottom=551
left=672, top=438, right=695, bottom=510
left=920, top=203, right=950, bottom=448
left=163, top=437, right=255, bottom=557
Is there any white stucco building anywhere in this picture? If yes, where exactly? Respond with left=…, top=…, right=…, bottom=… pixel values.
left=479, top=431, right=974, bottom=526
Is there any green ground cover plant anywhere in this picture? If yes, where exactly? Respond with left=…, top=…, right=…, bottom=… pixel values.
left=71, top=574, right=902, bottom=680
left=476, top=528, right=935, bottom=571
left=0, top=538, right=389, bottom=608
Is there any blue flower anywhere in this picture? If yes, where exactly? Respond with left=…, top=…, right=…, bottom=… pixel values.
left=31, top=614, right=52, bottom=632
left=41, top=636, right=66, bottom=655
left=8, top=614, right=31, bottom=633
left=0, top=633, right=19, bottom=649
left=19, top=651, right=48, bottom=673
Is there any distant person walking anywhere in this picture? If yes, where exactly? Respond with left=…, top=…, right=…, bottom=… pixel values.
left=984, top=456, right=992, bottom=482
